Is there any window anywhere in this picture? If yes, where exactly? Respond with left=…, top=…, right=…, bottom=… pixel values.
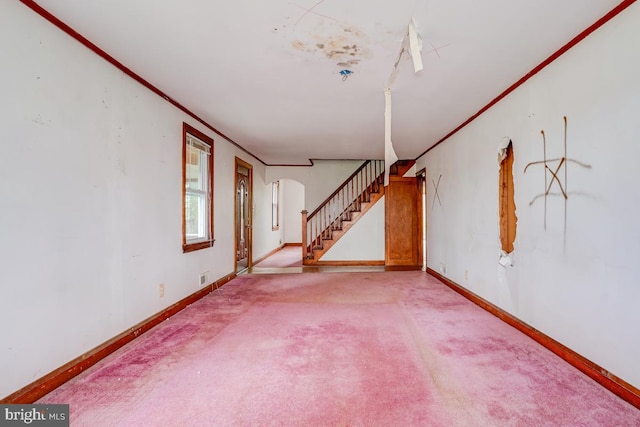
left=182, top=123, right=214, bottom=253
left=499, top=141, right=517, bottom=253
left=272, top=180, right=280, bottom=230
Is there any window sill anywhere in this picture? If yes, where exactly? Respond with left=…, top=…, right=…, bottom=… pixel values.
left=183, top=239, right=215, bottom=253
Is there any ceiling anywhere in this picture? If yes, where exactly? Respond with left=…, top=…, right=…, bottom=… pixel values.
left=33, top=0, right=621, bottom=165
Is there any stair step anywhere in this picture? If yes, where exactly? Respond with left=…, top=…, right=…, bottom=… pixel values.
left=304, top=160, right=386, bottom=265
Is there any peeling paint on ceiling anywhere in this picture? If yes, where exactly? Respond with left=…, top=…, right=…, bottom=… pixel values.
left=288, top=21, right=371, bottom=71
left=33, top=0, right=625, bottom=164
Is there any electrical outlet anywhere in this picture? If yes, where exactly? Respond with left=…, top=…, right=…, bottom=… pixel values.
left=465, top=270, right=469, bottom=280
left=159, top=284, right=165, bottom=298
left=199, top=272, right=208, bottom=287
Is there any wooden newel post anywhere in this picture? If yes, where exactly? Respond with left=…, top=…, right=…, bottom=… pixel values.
left=301, top=210, right=308, bottom=261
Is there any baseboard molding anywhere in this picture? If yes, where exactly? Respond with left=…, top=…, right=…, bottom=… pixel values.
left=283, top=243, right=302, bottom=247
left=385, top=265, right=423, bottom=271
left=426, top=268, right=640, bottom=410
left=311, top=260, right=385, bottom=266
left=1, top=271, right=236, bottom=404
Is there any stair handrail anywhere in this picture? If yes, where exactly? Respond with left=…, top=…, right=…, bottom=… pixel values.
left=303, top=160, right=384, bottom=259
left=307, top=160, right=369, bottom=220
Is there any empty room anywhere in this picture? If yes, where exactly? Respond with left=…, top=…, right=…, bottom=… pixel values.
left=1, top=0, right=640, bottom=425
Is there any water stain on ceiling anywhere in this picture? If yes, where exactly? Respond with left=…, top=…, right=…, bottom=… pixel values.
left=290, top=25, right=370, bottom=70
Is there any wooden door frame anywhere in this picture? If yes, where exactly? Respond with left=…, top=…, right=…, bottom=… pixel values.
left=417, top=168, right=426, bottom=270
left=234, top=157, right=253, bottom=273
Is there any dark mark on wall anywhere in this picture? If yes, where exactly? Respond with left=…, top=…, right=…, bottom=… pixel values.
left=432, top=174, right=443, bottom=207
left=336, top=59, right=360, bottom=67
left=524, top=116, right=592, bottom=250
left=293, top=0, right=331, bottom=25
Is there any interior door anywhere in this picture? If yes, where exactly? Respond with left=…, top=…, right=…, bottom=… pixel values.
left=385, top=175, right=420, bottom=268
left=235, top=158, right=252, bottom=272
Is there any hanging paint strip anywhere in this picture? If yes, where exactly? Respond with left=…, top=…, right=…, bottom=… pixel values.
left=408, top=18, right=423, bottom=73
left=386, top=18, right=424, bottom=88
left=384, top=89, right=398, bottom=186
left=383, top=18, right=423, bottom=186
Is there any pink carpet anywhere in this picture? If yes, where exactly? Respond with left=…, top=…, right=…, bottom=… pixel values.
left=38, top=271, right=640, bottom=426
left=254, top=246, right=302, bottom=268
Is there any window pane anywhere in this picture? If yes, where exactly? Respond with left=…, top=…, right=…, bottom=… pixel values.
left=186, top=145, right=205, bottom=190
left=198, top=150, right=209, bottom=192
left=185, top=192, right=208, bottom=241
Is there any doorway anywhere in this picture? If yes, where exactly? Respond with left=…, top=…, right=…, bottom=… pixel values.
left=235, top=158, right=253, bottom=273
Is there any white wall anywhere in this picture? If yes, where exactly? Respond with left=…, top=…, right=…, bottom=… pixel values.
left=253, top=178, right=285, bottom=262
left=416, top=3, right=640, bottom=389
left=267, top=161, right=386, bottom=259
left=0, top=2, right=277, bottom=398
left=266, top=160, right=364, bottom=212
left=321, top=196, right=385, bottom=261
left=281, top=179, right=305, bottom=244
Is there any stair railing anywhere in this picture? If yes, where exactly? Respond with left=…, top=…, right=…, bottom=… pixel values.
left=301, top=160, right=384, bottom=259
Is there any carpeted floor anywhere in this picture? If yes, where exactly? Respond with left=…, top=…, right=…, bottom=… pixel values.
left=38, top=271, right=640, bottom=426
left=254, top=246, right=303, bottom=268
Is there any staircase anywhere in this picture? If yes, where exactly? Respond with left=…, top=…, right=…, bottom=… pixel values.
left=301, top=160, right=385, bottom=264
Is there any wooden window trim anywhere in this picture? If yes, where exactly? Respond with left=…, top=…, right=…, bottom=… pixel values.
left=182, top=123, right=214, bottom=253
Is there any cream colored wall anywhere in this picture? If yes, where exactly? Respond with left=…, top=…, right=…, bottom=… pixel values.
left=266, top=160, right=364, bottom=213
left=321, top=196, right=385, bottom=261
left=416, top=3, right=640, bottom=389
left=0, top=1, right=274, bottom=398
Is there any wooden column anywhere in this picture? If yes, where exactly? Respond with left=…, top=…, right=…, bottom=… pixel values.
left=385, top=176, right=420, bottom=269
left=301, top=210, right=308, bottom=261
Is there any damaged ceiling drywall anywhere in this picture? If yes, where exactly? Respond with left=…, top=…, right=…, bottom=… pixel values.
left=30, top=0, right=622, bottom=164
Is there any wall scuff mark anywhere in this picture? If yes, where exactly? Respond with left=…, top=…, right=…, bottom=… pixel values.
left=432, top=174, right=442, bottom=207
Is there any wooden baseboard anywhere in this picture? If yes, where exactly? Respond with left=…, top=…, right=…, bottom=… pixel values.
left=283, top=243, right=302, bottom=247
left=426, top=268, right=640, bottom=410
left=310, top=260, right=385, bottom=266
left=1, top=271, right=236, bottom=404
left=385, top=265, right=423, bottom=271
